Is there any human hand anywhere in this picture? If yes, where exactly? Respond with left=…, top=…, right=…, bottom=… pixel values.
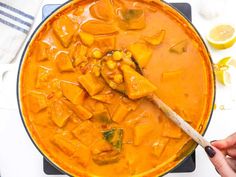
left=205, top=133, right=236, bottom=177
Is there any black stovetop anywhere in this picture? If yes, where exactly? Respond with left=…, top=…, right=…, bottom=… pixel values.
left=43, top=151, right=195, bottom=175
left=42, top=2, right=195, bottom=175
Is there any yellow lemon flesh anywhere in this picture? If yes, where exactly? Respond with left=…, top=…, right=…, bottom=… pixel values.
left=215, top=57, right=236, bottom=85
left=207, top=24, right=236, bottom=49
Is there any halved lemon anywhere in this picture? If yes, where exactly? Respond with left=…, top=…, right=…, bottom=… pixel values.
left=214, top=57, right=236, bottom=85
left=207, top=24, right=236, bottom=49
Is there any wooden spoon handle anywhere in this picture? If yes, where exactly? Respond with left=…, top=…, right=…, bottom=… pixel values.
left=150, top=94, right=211, bottom=148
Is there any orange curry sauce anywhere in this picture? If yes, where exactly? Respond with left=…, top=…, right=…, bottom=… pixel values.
left=19, top=0, right=214, bottom=176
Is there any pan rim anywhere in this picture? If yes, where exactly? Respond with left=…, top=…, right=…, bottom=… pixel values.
left=16, top=1, right=216, bottom=176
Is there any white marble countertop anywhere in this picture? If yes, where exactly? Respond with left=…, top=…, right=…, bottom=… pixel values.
left=0, top=0, right=236, bottom=177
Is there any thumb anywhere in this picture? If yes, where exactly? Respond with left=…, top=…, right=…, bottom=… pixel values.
left=205, top=146, right=235, bottom=177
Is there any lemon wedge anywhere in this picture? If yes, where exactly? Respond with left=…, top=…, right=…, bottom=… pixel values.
left=207, top=24, right=236, bottom=49
left=215, top=57, right=236, bottom=85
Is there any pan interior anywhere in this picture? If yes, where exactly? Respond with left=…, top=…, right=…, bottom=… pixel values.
left=18, top=0, right=215, bottom=176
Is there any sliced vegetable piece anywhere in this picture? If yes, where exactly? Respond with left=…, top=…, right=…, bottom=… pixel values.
left=169, top=40, right=188, bottom=54
left=52, top=134, right=76, bottom=156
left=92, top=138, right=113, bottom=155
left=134, top=123, right=153, bottom=145
left=103, top=128, right=123, bottom=151
left=94, top=101, right=106, bottom=112
left=121, top=65, right=157, bottom=99
left=92, top=64, right=101, bottom=77
left=112, top=104, right=130, bottom=123
left=61, top=81, right=85, bottom=105
left=73, top=44, right=88, bottom=66
left=128, top=42, right=152, bottom=68
left=73, top=121, right=97, bottom=146
left=55, top=52, right=74, bottom=72
left=162, top=120, right=182, bottom=138
left=73, top=143, right=90, bottom=167
left=152, top=138, right=169, bottom=158
left=35, top=66, right=52, bottom=88
left=122, top=97, right=139, bottom=111
left=92, top=94, right=113, bottom=104
left=91, top=138, right=121, bottom=165
left=94, top=35, right=116, bottom=53
left=62, top=99, right=80, bottom=114
left=62, top=99, right=92, bottom=120
left=35, top=41, right=50, bottom=61
left=78, top=31, right=94, bottom=47
left=78, top=73, right=104, bottom=96
left=53, top=15, right=78, bottom=47
left=75, top=105, right=93, bottom=120
left=93, top=109, right=112, bottom=124
left=89, top=0, right=113, bottom=21
left=82, top=97, right=98, bottom=113
left=122, top=51, right=136, bottom=68
left=27, top=92, right=47, bottom=113
left=51, top=100, right=72, bottom=127
left=81, top=20, right=118, bottom=35
left=92, top=149, right=120, bottom=165
left=144, top=30, right=166, bottom=46
left=118, top=9, right=146, bottom=30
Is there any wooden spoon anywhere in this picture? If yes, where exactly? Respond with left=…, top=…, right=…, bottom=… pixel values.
left=149, top=94, right=211, bottom=148
left=101, top=50, right=211, bottom=148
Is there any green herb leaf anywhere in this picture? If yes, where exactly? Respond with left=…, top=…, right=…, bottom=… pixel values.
left=102, top=128, right=123, bottom=151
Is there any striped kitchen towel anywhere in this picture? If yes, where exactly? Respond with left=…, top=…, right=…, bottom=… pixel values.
left=0, top=0, right=43, bottom=64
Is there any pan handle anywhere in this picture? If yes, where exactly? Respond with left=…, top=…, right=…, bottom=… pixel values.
left=0, top=64, right=18, bottom=109
left=0, top=64, right=17, bottom=87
